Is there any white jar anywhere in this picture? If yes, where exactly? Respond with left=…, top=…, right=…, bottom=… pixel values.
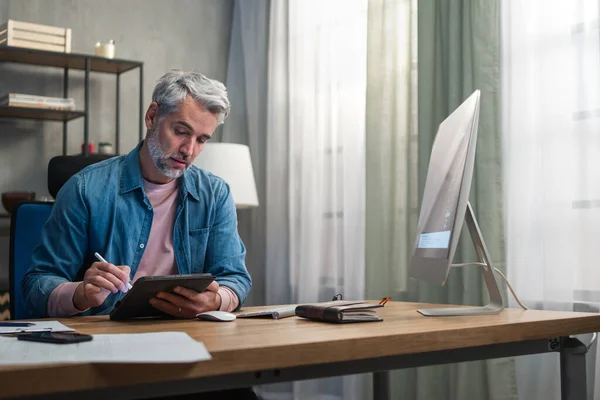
left=98, top=143, right=114, bottom=154
left=95, top=40, right=115, bottom=59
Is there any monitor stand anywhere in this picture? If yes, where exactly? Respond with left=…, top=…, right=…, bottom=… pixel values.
left=417, top=202, right=505, bottom=317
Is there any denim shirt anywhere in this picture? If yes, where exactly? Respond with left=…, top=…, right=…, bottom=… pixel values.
left=22, top=143, right=252, bottom=318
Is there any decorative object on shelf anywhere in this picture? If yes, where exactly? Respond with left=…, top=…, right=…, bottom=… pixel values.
left=95, top=40, right=115, bottom=59
left=0, top=93, right=75, bottom=110
left=98, top=141, right=113, bottom=154
left=193, top=143, right=259, bottom=209
left=81, top=142, right=96, bottom=154
left=0, top=20, right=71, bottom=53
left=1, top=191, right=35, bottom=214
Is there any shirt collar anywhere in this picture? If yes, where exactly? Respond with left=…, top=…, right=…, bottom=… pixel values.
left=120, top=141, right=200, bottom=201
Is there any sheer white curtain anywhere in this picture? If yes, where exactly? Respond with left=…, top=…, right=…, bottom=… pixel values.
left=262, top=0, right=368, bottom=399
left=286, top=0, right=367, bottom=305
left=502, top=1, right=600, bottom=399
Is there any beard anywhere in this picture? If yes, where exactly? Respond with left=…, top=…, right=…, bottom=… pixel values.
left=146, top=124, right=190, bottom=179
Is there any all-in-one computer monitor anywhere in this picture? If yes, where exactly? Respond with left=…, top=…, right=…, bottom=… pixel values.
left=410, top=90, right=504, bottom=316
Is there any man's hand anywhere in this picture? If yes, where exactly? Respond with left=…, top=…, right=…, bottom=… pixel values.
left=73, top=262, right=131, bottom=310
left=149, top=281, right=221, bottom=319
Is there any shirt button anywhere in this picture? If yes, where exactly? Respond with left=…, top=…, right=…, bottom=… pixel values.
left=140, top=244, right=145, bottom=249
left=147, top=206, right=152, bottom=210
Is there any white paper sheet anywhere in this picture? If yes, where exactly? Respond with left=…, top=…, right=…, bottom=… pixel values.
left=0, top=321, right=75, bottom=334
left=0, top=332, right=212, bottom=365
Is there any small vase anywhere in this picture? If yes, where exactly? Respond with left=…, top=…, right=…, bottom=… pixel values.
left=98, top=144, right=113, bottom=155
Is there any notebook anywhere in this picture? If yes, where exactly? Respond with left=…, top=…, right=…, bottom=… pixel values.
left=295, top=300, right=384, bottom=323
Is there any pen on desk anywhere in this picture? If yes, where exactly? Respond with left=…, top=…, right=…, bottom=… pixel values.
left=94, top=252, right=133, bottom=290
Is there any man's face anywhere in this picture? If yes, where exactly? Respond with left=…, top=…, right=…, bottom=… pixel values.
left=146, top=96, right=218, bottom=179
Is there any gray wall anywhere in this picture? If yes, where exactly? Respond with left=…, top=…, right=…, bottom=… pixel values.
left=0, top=0, right=233, bottom=287
left=0, top=0, right=233, bottom=197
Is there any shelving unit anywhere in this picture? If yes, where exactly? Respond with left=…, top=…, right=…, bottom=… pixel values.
left=0, top=106, right=84, bottom=121
left=0, top=46, right=144, bottom=155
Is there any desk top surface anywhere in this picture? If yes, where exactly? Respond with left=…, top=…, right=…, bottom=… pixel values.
left=2, top=301, right=600, bottom=398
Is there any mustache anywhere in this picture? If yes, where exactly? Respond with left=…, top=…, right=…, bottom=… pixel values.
left=169, top=154, right=189, bottom=163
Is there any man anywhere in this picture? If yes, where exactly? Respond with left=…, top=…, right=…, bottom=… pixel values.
left=22, top=70, right=251, bottom=319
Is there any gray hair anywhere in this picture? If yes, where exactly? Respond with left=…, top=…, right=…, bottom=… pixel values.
left=152, top=70, right=230, bottom=125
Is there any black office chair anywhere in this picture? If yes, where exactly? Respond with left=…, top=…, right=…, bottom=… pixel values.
left=48, top=154, right=114, bottom=199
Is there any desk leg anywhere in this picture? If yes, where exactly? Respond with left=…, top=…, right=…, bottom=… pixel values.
left=560, top=337, right=588, bottom=400
left=373, top=371, right=390, bottom=400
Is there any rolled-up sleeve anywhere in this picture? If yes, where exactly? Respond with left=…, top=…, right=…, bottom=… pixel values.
left=218, top=286, right=239, bottom=312
left=47, top=282, right=89, bottom=317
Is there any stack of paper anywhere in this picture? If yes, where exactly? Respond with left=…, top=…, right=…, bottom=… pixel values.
left=0, top=332, right=211, bottom=365
left=0, top=321, right=74, bottom=334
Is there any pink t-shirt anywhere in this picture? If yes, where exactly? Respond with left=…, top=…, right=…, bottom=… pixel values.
left=47, top=178, right=239, bottom=317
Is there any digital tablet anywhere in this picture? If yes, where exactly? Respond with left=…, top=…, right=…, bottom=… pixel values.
left=109, top=274, right=215, bottom=321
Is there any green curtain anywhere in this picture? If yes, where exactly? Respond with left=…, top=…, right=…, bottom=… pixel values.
left=366, top=0, right=517, bottom=399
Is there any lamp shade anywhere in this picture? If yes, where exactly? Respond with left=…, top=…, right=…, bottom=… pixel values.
left=193, top=143, right=259, bottom=209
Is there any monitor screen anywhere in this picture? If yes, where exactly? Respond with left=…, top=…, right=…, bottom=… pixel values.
left=410, top=91, right=480, bottom=284
left=416, top=124, right=472, bottom=258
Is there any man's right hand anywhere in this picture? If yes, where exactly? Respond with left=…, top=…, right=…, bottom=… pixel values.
left=73, top=262, right=131, bottom=310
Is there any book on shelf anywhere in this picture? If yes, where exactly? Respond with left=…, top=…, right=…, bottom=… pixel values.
left=295, top=300, right=384, bottom=323
left=0, top=93, right=76, bottom=110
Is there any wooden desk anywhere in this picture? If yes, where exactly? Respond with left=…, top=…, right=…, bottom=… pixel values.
left=1, top=302, right=600, bottom=400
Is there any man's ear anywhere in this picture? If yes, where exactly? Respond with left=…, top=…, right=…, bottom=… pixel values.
left=145, top=102, right=159, bottom=131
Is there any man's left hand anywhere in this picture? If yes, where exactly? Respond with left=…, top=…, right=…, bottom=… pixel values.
left=149, top=281, right=222, bottom=319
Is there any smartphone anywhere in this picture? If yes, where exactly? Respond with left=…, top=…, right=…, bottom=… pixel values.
left=17, top=332, right=93, bottom=344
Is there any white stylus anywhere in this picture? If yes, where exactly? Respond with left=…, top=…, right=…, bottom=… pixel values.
left=94, top=252, right=133, bottom=290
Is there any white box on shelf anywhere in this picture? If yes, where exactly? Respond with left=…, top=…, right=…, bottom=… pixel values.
left=0, top=20, right=71, bottom=53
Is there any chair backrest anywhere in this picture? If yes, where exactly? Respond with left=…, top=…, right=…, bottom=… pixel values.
left=48, top=154, right=113, bottom=199
left=9, top=201, right=53, bottom=320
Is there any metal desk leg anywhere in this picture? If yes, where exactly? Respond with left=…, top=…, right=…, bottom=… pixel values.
left=373, top=371, right=390, bottom=400
left=560, top=337, right=588, bottom=400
